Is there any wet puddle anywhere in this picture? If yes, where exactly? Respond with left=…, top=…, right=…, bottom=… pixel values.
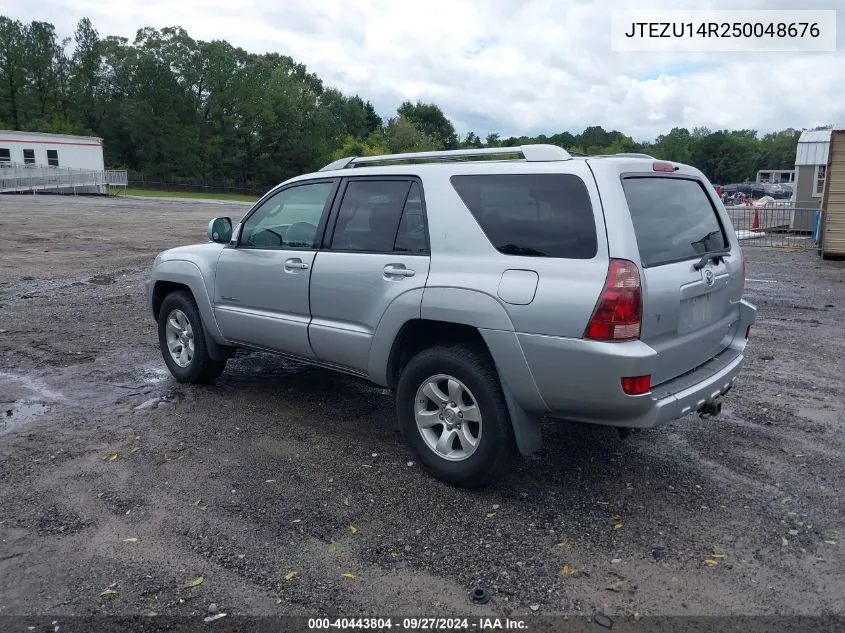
left=3, top=401, right=51, bottom=431
left=135, top=363, right=171, bottom=385
left=0, top=372, right=66, bottom=434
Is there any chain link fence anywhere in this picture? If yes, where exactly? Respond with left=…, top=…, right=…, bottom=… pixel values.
left=126, top=171, right=263, bottom=197
left=726, top=203, right=825, bottom=251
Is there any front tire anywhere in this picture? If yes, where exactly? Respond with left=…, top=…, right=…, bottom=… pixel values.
left=396, top=345, right=515, bottom=488
left=157, top=291, right=226, bottom=384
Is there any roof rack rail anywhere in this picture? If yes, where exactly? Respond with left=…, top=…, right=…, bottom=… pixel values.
left=608, top=152, right=656, bottom=159
left=319, top=144, right=573, bottom=171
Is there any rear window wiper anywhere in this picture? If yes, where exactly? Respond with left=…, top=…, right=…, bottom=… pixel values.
left=693, top=248, right=730, bottom=270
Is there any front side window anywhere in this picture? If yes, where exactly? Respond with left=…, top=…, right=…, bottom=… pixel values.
left=239, top=181, right=335, bottom=249
left=330, top=180, right=412, bottom=252
left=23, top=149, right=35, bottom=165
left=47, top=149, right=59, bottom=167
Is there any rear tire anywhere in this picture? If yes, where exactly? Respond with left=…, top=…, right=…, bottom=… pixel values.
left=157, top=291, right=226, bottom=384
left=396, top=345, right=515, bottom=488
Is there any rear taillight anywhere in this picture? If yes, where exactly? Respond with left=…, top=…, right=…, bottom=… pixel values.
left=622, top=375, right=651, bottom=395
left=653, top=161, right=675, bottom=172
left=745, top=325, right=751, bottom=339
left=585, top=259, right=642, bottom=341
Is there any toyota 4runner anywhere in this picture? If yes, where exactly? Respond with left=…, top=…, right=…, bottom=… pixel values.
left=147, top=144, right=757, bottom=488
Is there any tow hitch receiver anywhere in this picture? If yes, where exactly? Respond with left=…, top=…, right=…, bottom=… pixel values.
left=698, top=397, right=723, bottom=419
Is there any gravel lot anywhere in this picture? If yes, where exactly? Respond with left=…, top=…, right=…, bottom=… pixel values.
left=1, top=194, right=844, bottom=623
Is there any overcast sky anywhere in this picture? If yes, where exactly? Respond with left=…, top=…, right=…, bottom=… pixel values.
left=2, top=0, right=843, bottom=141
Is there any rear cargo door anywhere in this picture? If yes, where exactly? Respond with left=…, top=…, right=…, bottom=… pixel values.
left=621, top=175, right=743, bottom=386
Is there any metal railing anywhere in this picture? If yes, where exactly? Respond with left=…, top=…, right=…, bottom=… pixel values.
left=0, top=163, right=127, bottom=194
left=104, top=170, right=128, bottom=186
left=726, top=202, right=825, bottom=250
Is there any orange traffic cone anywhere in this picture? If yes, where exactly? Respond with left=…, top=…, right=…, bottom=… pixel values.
left=751, top=208, right=760, bottom=231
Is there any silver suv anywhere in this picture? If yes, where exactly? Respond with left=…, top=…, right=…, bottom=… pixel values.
left=147, top=145, right=756, bottom=488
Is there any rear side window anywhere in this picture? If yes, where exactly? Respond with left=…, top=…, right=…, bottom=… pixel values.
left=393, top=182, right=429, bottom=253
left=622, top=177, right=728, bottom=268
left=450, top=174, right=597, bottom=259
left=330, top=180, right=412, bottom=252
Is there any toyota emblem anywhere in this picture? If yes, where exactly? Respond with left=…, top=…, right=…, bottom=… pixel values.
left=704, top=268, right=715, bottom=286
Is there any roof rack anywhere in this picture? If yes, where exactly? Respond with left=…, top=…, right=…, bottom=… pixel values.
left=319, top=144, right=573, bottom=171
left=594, top=152, right=656, bottom=159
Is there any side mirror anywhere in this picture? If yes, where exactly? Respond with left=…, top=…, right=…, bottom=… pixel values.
left=208, top=217, right=233, bottom=243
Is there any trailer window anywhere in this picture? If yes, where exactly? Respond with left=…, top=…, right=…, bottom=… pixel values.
left=23, top=149, right=35, bottom=165
left=0, top=148, right=9, bottom=165
left=47, top=150, right=59, bottom=167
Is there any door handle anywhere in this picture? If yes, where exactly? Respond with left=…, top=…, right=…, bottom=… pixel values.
left=284, top=258, right=310, bottom=271
left=383, top=264, right=415, bottom=278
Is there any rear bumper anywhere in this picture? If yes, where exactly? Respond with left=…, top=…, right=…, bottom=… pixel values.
left=643, top=348, right=742, bottom=428
left=493, top=299, right=756, bottom=428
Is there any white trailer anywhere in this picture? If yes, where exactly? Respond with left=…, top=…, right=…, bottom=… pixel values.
left=0, top=130, right=126, bottom=194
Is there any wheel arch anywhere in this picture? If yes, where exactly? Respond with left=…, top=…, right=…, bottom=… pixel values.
left=385, top=319, right=544, bottom=456
left=150, top=260, right=229, bottom=361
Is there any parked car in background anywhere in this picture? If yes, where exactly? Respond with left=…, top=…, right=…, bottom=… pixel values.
left=721, top=181, right=795, bottom=204
left=147, top=145, right=756, bottom=488
left=768, top=183, right=794, bottom=199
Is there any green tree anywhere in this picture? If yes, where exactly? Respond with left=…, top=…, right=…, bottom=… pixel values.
left=0, top=17, right=26, bottom=129
left=690, top=129, right=758, bottom=183
left=397, top=100, right=458, bottom=149
left=463, top=131, right=483, bottom=148
left=23, top=21, right=59, bottom=121
left=548, top=131, right=576, bottom=149
left=652, top=127, right=693, bottom=163
left=330, top=135, right=388, bottom=161
left=375, top=116, right=441, bottom=154
left=578, top=125, right=611, bottom=151
left=69, top=17, right=104, bottom=131
left=757, top=129, right=800, bottom=170
left=256, top=56, right=326, bottom=183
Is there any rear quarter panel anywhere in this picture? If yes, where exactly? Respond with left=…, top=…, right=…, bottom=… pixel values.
left=422, top=162, right=610, bottom=339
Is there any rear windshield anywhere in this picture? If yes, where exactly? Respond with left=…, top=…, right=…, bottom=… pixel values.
left=450, top=174, right=597, bottom=259
left=622, top=176, right=728, bottom=267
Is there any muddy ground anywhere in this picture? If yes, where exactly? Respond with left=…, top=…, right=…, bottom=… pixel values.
left=1, top=194, right=844, bottom=623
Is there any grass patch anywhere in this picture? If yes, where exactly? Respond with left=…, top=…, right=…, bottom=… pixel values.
left=113, top=187, right=259, bottom=203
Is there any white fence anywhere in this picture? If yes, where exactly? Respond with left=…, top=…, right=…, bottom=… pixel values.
left=0, top=163, right=127, bottom=194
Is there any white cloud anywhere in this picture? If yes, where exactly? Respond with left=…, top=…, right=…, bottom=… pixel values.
left=2, top=0, right=843, bottom=140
